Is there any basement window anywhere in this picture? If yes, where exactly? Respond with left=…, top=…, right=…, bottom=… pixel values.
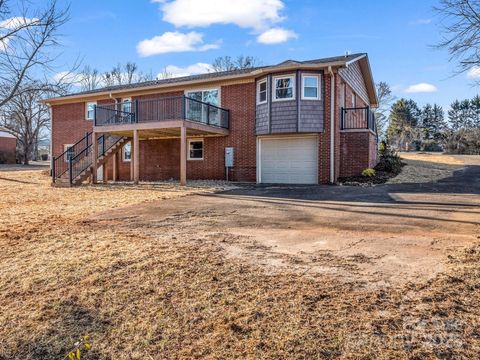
left=188, top=139, right=204, bottom=160
left=123, top=142, right=131, bottom=162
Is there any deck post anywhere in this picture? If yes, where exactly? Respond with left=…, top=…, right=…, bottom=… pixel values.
left=180, top=125, right=187, bottom=186
left=129, top=138, right=134, bottom=181
left=133, top=129, right=140, bottom=184
left=92, top=131, right=98, bottom=184
left=112, top=151, right=118, bottom=181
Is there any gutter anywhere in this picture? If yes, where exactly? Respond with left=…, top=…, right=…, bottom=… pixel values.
left=327, top=66, right=335, bottom=184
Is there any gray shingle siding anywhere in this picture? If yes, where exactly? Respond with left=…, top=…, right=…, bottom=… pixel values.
left=255, top=71, right=324, bottom=135
left=338, top=62, right=369, bottom=105
left=256, top=103, right=269, bottom=134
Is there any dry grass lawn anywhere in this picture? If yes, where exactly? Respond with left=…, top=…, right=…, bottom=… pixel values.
left=0, top=166, right=479, bottom=359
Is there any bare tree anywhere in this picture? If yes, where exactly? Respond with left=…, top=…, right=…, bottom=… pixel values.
left=79, top=65, right=101, bottom=91
left=0, top=82, right=52, bottom=164
left=0, top=0, right=69, bottom=108
left=211, top=55, right=260, bottom=72
left=435, top=0, right=480, bottom=83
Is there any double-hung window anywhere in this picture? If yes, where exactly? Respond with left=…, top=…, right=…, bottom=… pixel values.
left=187, top=139, right=204, bottom=160
left=64, top=144, right=74, bottom=162
left=257, top=79, right=267, bottom=104
left=121, top=98, right=132, bottom=113
left=302, top=75, right=320, bottom=100
left=185, top=89, right=219, bottom=125
left=274, top=75, right=295, bottom=101
left=123, top=142, right=131, bottom=162
left=86, top=101, right=96, bottom=120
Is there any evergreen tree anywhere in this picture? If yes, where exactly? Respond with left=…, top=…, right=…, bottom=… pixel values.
left=470, top=95, right=480, bottom=127
left=460, top=99, right=473, bottom=128
left=448, top=100, right=463, bottom=130
left=432, top=104, right=446, bottom=140
left=387, top=99, right=421, bottom=150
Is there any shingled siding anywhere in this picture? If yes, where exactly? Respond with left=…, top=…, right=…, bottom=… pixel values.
left=270, top=100, right=297, bottom=133
left=338, top=61, right=369, bottom=105
left=255, top=71, right=324, bottom=135
left=256, top=102, right=269, bottom=134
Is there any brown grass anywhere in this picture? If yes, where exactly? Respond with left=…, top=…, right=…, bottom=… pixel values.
left=0, top=168, right=479, bottom=359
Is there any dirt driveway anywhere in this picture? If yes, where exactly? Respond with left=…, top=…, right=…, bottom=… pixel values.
left=97, top=155, right=480, bottom=287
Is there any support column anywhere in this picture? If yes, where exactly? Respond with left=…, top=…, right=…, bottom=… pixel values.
left=92, top=132, right=98, bottom=184
left=112, top=151, right=118, bottom=181
left=133, top=130, right=140, bottom=185
left=130, top=138, right=134, bottom=181
left=102, top=162, right=107, bottom=183
left=180, top=125, right=187, bottom=186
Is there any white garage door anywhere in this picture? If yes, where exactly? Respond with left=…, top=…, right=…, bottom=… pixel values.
left=259, top=136, right=318, bottom=184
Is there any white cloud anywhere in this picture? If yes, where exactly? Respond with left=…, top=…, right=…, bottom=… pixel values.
left=467, top=66, right=480, bottom=79
left=156, top=0, right=285, bottom=31
left=257, top=27, right=297, bottom=44
left=410, top=18, right=432, bottom=25
left=404, top=83, right=438, bottom=93
left=136, top=31, right=220, bottom=57
left=0, top=17, right=39, bottom=29
left=159, top=62, right=213, bottom=78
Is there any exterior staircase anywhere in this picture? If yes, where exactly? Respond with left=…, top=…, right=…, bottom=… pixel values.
left=52, top=132, right=128, bottom=187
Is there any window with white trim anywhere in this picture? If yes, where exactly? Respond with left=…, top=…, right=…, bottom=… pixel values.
left=302, top=75, right=319, bottom=100
left=122, top=142, right=131, bottom=162
left=352, top=93, right=356, bottom=108
left=257, top=79, right=267, bottom=104
left=64, top=144, right=74, bottom=162
left=86, top=101, right=96, bottom=120
left=274, top=75, right=295, bottom=100
left=187, top=139, right=204, bottom=160
left=121, top=98, right=132, bottom=113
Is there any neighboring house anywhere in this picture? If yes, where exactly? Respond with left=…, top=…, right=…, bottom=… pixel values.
left=0, top=131, right=16, bottom=164
left=44, top=53, right=378, bottom=187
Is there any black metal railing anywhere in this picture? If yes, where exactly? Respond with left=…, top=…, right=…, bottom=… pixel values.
left=94, top=96, right=230, bottom=129
left=52, top=132, right=124, bottom=185
left=341, top=107, right=376, bottom=131
left=52, top=132, right=92, bottom=181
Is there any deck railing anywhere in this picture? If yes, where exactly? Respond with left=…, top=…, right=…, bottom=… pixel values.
left=95, top=95, right=230, bottom=129
left=341, top=107, right=376, bottom=132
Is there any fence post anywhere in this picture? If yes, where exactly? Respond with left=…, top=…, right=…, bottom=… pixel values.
left=134, top=99, right=139, bottom=123
left=102, top=135, right=105, bottom=156
left=340, top=108, right=344, bottom=130
left=207, top=104, right=210, bottom=125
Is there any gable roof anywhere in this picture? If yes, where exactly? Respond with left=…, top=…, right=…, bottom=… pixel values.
left=44, top=53, right=377, bottom=106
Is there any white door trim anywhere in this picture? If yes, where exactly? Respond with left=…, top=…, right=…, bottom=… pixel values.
left=257, top=134, right=319, bottom=184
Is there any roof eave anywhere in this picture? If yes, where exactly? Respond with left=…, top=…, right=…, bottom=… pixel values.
left=43, top=59, right=354, bottom=105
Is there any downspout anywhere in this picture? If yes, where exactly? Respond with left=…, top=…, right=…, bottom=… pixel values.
left=327, top=66, right=335, bottom=184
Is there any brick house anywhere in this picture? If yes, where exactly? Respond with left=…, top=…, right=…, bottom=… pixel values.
left=44, top=53, right=378, bottom=187
left=0, top=131, right=16, bottom=164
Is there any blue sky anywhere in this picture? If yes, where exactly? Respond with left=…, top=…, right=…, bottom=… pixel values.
left=54, top=0, right=479, bottom=110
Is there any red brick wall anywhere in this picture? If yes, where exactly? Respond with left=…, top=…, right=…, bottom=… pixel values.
left=0, top=137, right=16, bottom=164
left=103, top=83, right=257, bottom=182
left=51, top=99, right=113, bottom=158
left=339, top=131, right=377, bottom=177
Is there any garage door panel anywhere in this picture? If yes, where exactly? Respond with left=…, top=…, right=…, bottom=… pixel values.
left=260, top=137, right=318, bottom=184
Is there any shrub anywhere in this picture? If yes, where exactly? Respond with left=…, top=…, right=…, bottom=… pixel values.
left=362, top=168, right=376, bottom=177
left=375, top=141, right=403, bottom=174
